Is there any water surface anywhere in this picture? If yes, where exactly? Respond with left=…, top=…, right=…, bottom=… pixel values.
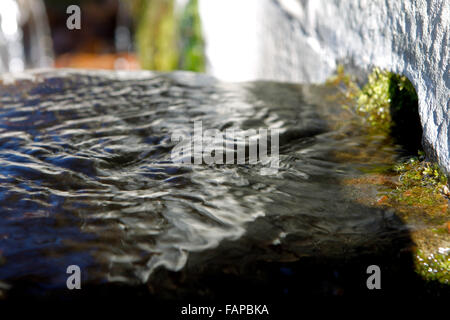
left=0, top=70, right=447, bottom=299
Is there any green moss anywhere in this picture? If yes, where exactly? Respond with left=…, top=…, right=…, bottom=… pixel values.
left=356, top=68, right=392, bottom=132
left=327, top=65, right=421, bottom=142
left=382, top=154, right=449, bottom=216
left=432, top=226, right=449, bottom=235
left=326, top=64, right=360, bottom=107
left=415, top=250, right=450, bottom=284
left=328, top=67, right=449, bottom=285
left=394, top=156, right=447, bottom=191
left=329, top=66, right=449, bottom=215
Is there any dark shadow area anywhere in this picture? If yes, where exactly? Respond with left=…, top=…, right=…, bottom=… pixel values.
left=3, top=202, right=449, bottom=316
left=44, top=0, right=119, bottom=55
left=388, top=74, right=423, bottom=155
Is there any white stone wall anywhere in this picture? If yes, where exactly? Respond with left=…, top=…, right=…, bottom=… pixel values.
left=200, top=0, right=450, bottom=173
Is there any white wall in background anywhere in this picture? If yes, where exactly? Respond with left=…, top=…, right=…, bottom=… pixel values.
left=199, top=0, right=261, bottom=82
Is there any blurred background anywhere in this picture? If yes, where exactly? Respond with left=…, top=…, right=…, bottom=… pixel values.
left=0, top=0, right=205, bottom=73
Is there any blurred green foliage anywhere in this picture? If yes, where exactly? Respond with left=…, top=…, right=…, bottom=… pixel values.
left=131, top=0, right=179, bottom=70
left=130, top=0, right=205, bottom=72
left=178, top=0, right=205, bottom=72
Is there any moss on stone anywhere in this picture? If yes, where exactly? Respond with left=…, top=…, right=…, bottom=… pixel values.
left=386, top=155, right=449, bottom=216
left=328, top=66, right=448, bottom=210
left=327, top=65, right=421, bottom=144
left=356, top=67, right=392, bottom=132
left=414, top=250, right=450, bottom=284
left=329, top=67, right=449, bottom=284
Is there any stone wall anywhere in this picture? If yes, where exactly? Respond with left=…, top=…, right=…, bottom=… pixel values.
left=199, top=0, right=450, bottom=173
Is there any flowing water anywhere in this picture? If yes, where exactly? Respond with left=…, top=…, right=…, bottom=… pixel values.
left=0, top=70, right=447, bottom=300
